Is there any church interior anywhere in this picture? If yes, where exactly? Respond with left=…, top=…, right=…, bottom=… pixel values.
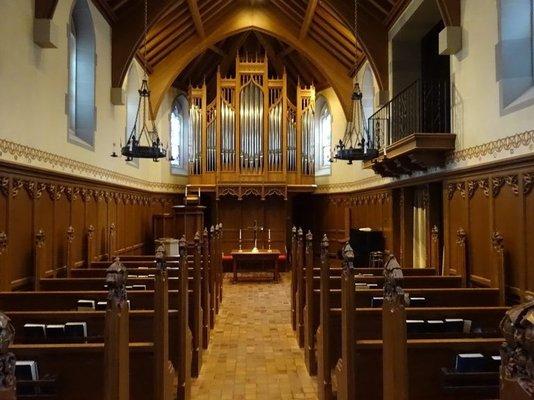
left=0, top=0, right=533, bottom=399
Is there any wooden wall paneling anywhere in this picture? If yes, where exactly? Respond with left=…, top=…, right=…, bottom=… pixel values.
left=34, top=186, right=54, bottom=280
left=9, top=180, right=34, bottom=289
left=107, top=196, right=118, bottom=258
left=382, top=193, right=394, bottom=252
left=445, top=181, right=468, bottom=277
left=264, top=197, right=287, bottom=252
left=492, top=175, right=524, bottom=302
left=53, top=193, right=70, bottom=275
left=467, top=181, right=491, bottom=286
left=399, top=187, right=414, bottom=268
left=96, top=196, right=108, bottom=259
left=524, top=172, right=534, bottom=299
left=428, top=183, right=443, bottom=270
left=85, top=195, right=98, bottom=263
left=0, top=177, right=9, bottom=290
left=70, top=192, right=85, bottom=267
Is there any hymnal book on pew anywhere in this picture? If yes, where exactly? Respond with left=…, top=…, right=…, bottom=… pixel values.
left=409, top=297, right=427, bottom=306
left=425, top=320, right=445, bottom=333
left=366, top=283, right=378, bottom=289
left=45, top=324, right=66, bottom=340
left=489, top=355, right=501, bottom=372
left=406, top=320, right=425, bottom=334
left=24, top=324, right=46, bottom=340
left=96, top=301, right=107, bottom=310
left=65, top=322, right=87, bottom=339
left=455, top=353, right=488, bottom=372
left=371, top=297, right=383, bottom=307
left=132, top=284, right=147, bottom=290
left=77, top=300, right=95, bottom=311
left=444, top=318, right=464, bottom=333
left=16, top=360, right=40, bottom=395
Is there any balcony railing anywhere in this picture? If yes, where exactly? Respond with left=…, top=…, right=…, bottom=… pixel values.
left=368, top=79, right=451, bottom=152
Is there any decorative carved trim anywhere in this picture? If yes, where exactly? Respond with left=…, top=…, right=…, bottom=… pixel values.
left=0, top=177, right=8, bottom=196
left=0, top=138, right=185, bottom=193
left=0, top=313, right=16, bottom=391
left=505, top=175, right=519, bottom=195
left=448, top=130, right=534, bottom=163
left=492, top=176, right=505, bottom=197
left=106, top=258, right=128, bottom=304
left=109, top=223, right=116, bottom=237
left=491, top=231, right=504, bottom=252
left=87, top=225, right=95, bottom=240
left=65, top=187, right=79, bottom=201
left=66, top=226, right=75, bottom=243
left=467, top=178, right=490, bottom=198
left=524, top=172, right=534, bottom=195
left=0, top=232, right=7, bottom=255
left=46, top=184, right=65, bottom=201
left=24, top=181, right=46, bottom=199
left=456, top=228, right=467, bottom=246
left=11, top=179, right=23, bottom=197
left=35, top=229, right=46, bottom=248
left=315, top=176, right=384, bottom=194
left=447, top=182, right=466, bottom=199
left=431, top=225, right=439, bottom=243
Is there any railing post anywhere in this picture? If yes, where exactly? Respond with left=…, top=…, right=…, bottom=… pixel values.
left=430, top=225, right=440, bottom=273
left=86, top=224, right=95, bottom=267
left=291, top=226, right=297, bottom=331
left=317, top=235, right=332, bottom=400
left=296, top=228, right=305, bottom=347
left=491, top=232, right=506, bottom=306
left=34, top=229, right=46, bottom=290
left=66, top=226, right=74, bottom=277
left=191, top=232, right=203, bottom=377
left=209, top=226, right=216, bottom=328
left=304, top=230, right=316, bottom=375
left=177, top=236, right=191, bottom=400
left=202, top=228, right=210, bottom=349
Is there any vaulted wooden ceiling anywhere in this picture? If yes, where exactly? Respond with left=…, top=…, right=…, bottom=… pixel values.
left=64, top=0, right=458, bottom=114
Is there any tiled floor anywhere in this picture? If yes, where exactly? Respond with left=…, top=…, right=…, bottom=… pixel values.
left=191, top=273, right=318, bottom=400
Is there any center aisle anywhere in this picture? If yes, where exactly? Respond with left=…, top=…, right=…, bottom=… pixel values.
left=191, top=273, right=318, bottom=400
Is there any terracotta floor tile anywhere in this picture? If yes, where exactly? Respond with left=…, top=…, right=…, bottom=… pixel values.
left=191, top=273, right=318, bottom=399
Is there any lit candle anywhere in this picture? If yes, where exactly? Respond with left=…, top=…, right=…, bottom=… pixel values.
left=239, top=229, right=242, bottom=240
left=268, top=229, right=271, bottom=240
left=198, top=187, right=200, bottom=198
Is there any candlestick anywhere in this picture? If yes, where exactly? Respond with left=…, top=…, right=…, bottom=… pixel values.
left=268, top=229, right=271, bottom=240
left=239, top=229, right=242, bottom=240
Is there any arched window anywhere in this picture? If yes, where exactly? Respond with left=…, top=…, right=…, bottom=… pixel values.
left=498, top=0, right=534, bottom=113
left=170, top=95, right=189, bottom=174
left=362, top=65, right=376, bottom=128
left=68, top=0, right=96, bottom=149
left=315, top=96, right=332, bottom=175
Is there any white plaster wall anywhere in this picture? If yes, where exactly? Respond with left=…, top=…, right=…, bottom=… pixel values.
left=0, top=0, right=186, bottom=190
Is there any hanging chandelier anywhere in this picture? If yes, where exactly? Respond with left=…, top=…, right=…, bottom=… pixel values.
left=331, top=0, right=378, bottom=165
left=111, top=0, right=167, bottom=162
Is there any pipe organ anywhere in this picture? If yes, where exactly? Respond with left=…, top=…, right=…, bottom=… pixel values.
left=187, top=55, right=316, bottom=195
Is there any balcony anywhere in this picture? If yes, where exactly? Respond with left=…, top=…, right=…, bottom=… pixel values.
left=364, top=79, right=456, bottom=177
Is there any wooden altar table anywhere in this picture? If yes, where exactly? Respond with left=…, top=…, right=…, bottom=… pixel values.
left=230, top=250, right=281, bottom=283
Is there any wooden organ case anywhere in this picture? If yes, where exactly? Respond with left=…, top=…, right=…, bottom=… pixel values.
left=186, top=55, right=317, bottom=198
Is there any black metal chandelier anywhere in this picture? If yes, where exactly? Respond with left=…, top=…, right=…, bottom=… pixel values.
left=331, top=0, right=378, bottom=165
left=111, top=0, right=168, bottom=162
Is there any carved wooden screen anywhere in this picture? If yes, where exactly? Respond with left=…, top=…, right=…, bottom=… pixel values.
left=239, top=75, right=264, bottom=174
left=220, top=87, right=236, bottom=172
left=300, top=96, right=315, bottom=176
left=206, top=100, right=216, bottom=172
left=287, top=102, right=297, bottom=172
left=268, top=87, right=283, bottom=172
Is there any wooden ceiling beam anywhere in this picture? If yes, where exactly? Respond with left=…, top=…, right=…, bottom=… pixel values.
left=299, top=0, right=317, bottom=39
left=209, top=45, right=225, bottom=56
left=34, top=0, right=59, bottom=19
left=150, top=6, right=354, bottom=118
left=187, top=0, right=205, bottom=38
left=219, top=31, right=251, bottom=77
left=365, top=0, right=390, bottom=17
left=436, top=0, right=461, bottom=26
left=253, top=31, right=285, bottom=77
left=111, top=0, right=178, bottom=87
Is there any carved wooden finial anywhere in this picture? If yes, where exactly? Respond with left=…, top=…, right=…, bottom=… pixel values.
left=297, top=227, right=303, bottom=238
left=35, top=229, right=46, bottom=248
left=66, top=226, right=75, bottom=243
left=106, top=258, right=128, bottom=304
left=179, top=235, right=187, bottom=253
left=109, top=223, right=116, bottom=236
left=306, top=230, right=313, bottom=242
left=431, top=225, right=439, bottom=241
left=456, top=227, right=467, bottom=246
left=321, top=234, right=329, bottom=249
left=194, top=231, right=201, bottom=245
left=210, top=225, right=215, bottom=234
left=203, top=227, right=208, bottom=238
left=341, top=242, right=355, bottom=270
left=491, top=231, right=504, bottom=252
left=292, top=226, right=297, bottom=235
left=0, top=232, right=7, bottom=256
left=499, top=300, right=534, bottom=396
left=87, top=224, right=95, bottom=240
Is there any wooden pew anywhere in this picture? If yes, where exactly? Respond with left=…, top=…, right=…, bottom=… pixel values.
left=13, top=255, right=182, bottom=400
left=334, top=254, right=506, bottom=400
left=316, top=237, right=504, bottom=400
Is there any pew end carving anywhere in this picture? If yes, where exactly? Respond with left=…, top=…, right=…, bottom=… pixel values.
left=500, top=300, right=534, bottom=399
left=0, top=313, right=16, bottom=400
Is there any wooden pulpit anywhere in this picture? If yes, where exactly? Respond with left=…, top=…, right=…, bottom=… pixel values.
left=173, top=205, right=205, bottom=242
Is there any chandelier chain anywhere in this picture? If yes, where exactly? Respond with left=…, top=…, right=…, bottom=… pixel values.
left=143, top=0, right=148, bottom=77
left=354, top=0, right=358, bottom=68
